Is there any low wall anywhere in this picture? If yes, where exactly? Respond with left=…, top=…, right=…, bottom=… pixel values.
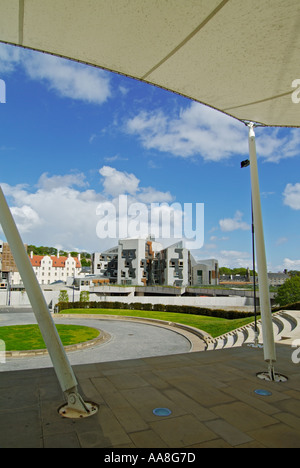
left=90, top=294, right=253, bottom=308
left=0, top=289, right=253, bottom=309
left=0, top=290, right=80, bottom=308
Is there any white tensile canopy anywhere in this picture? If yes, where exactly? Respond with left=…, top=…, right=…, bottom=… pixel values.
left=0, top=1, right=296, bottom=411
left=0, top=0, right=300, bottom=127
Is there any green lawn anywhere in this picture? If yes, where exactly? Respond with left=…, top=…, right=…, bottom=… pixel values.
left=60, top=308, right=257, bottom=338
left=0, top=324, right=100, bottom=351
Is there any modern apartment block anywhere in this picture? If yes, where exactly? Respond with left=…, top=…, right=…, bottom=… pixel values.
left=92, top=237, right=219, bottom=287
left=191, top=258, right=219, bottom=286
left=118, top=237, right=163, bottom=286
left=157, top=242, right=190, bottom=287
left=92, top=247, right=118, bottom=282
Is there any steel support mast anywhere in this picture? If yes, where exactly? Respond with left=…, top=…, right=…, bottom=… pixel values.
left=248, top=123, right=286, bottom=382
left=0, top=186, right=98, bottom=417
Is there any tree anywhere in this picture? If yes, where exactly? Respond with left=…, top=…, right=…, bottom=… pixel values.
left=288, top=270, right=300, bottom=277
left=275, top=276, right=300, bottom=307
left=58, top=290, right=69, bottom=303
left=219, top=267, right=232, bottom=276
left=81, top=257, right=91, bottom=267
left=80, top=290, right=90, bottom=302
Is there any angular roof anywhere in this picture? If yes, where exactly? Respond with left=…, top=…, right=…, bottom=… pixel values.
left=30, top=255, right=44, bottom=267
left=30, top=255, right=81, bottom=268
left=0, top=0, right=299, bottom=127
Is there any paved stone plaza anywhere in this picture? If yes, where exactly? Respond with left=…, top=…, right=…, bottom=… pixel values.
left=0, top=342, right=299, bottom=448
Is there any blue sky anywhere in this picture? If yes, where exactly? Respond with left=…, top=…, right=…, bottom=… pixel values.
left=0, top=43, right=299, bottom=271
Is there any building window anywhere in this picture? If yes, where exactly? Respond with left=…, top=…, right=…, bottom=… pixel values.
left=197, top=270, right=203, bottom=285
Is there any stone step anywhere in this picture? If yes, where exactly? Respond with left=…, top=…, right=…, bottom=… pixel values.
left=204, top=309, right=300, bottom=352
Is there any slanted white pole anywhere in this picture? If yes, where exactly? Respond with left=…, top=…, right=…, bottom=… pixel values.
left=248, top=124, right=277, bottom=373
left=0, top=186, right=98, bottom=416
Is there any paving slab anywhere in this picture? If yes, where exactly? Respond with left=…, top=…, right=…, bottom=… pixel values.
left=0, top=343, right=300, bottom=448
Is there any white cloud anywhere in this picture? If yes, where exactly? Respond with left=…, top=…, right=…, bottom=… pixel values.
left=99, top=166, right=140, bottom=197
left=256, top=128, right=300, bottom=163
left=125, top=102, right=248, bottom=161
left=37, top=172, right=88, bottom=191
left=282, top=258, right=300, bottom=270
left=219, top=210, right=250, bottom=232
left=194, top=248, right=251, bottom=269
left=23, top=52, right=111, bottom=104
left=275, top=237, right=288, bottom=246
left=218, top=250, right=252, bottom=268
left=0, top=43, right=111, bottom=104
left=1, top=173, right=106, bottom=250
left=10, top=205, right=42, bottom=233
left=283, top=183, right=300, bottom=210
left=125, top=101, right=300, bottom=164
left=0, top=168, right=176, bottom=251
left=0, top=44, right=20, bottom=73
left=104, top=155, right=129, bottom=163
left=138, top=187, right=173, bottom=204
left=98, top=166, right=173, bottom=203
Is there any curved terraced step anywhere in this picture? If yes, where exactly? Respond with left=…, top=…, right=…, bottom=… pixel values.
left=224, top=333, right=236, bottom=348
left=244, top=325, right=257, bottom=344
left=204, top=310, right=300, bottom=351
left=234, top=330, right=247, bottom=347
left=277, top=313, right=294, bottom=335
left=277, top=311, right=300, bottom=339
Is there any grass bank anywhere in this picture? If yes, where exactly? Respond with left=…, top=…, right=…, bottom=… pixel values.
left=0, top=324, right=100, bottom=351
left=60, top=308, right=257, bottom=338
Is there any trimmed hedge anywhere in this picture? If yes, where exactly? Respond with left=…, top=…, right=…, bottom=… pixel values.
left=272, top=301, right=300, bottom=312
left=56, top=300, right=255, bottom=320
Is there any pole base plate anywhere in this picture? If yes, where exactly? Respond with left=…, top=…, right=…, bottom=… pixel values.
left=58, top=392, right=99, bottom=419
left=58, top=401, right=98, bottom=419
left=256, top=371, right=288, bottom=383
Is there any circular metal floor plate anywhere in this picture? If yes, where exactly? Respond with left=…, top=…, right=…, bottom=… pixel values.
left=153, top=407, right=172, bottom=417
left=254, top=389, right=272, bottom=396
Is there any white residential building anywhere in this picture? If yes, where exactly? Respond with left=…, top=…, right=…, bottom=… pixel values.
left=10, top=252, right=82, bottom=285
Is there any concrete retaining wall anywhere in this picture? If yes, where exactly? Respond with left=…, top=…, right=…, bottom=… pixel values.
left=0, top=289, right=253, bottom=309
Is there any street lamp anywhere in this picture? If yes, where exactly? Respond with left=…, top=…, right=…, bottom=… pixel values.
left=240, top=159, right=250, bottom=169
